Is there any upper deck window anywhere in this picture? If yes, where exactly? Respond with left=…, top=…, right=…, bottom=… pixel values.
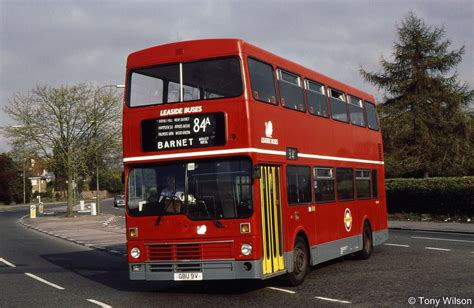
left=329, top=88, right=349, bottom=122
left=348, top=96, right=366, bottom=127
left=248, top=58, right=278, bottom=105
left=365, top=101, right=379, bottom=130
left=130, top=63, right=177, bottom=106
left=277, top=69, right=305, bottom=112
left=128, top=57, right=243, bottom=107
left=306, top=80, right=329, bottom=117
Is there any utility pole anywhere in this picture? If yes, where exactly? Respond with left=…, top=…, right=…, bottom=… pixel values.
left=23, top=164, right=26, bottom=204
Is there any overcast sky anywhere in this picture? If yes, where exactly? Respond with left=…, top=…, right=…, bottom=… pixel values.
left=1, top=0, right=473, bottom=151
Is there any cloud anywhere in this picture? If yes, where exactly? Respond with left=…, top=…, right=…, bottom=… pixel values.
left=0, top=0, right=472, bottom=150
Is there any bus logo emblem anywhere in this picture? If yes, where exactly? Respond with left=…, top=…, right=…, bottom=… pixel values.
left=265, top=121, right=273, bottom=137
left=261, top=121, right=279, bottom=145
left=197, top=225, right=207, bottom=235
left=344, top=208, right=352, bottom=232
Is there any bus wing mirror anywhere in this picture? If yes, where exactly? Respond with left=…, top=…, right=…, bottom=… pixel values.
left=253, top=166, right=261, bottom=180
left=121, top=171, right=125, bottom=184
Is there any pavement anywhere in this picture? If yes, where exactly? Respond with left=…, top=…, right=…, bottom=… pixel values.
left=388, top=220, right=474, bottom=234
left=8, top=203, right=474, bottom=258
left=11, top=201, right=128, bottom=258
left=19, top=214, right=127, bottom=257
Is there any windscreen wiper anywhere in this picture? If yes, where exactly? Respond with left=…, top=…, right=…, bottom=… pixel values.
left=213, top=218, right=225, bottom=228
left=155, top=215, right=163, bottom=226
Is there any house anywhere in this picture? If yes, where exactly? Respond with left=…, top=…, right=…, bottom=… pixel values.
left=28, top=159, right=54, bottom=194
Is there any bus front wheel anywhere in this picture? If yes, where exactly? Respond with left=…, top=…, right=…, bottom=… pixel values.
left=285, top=237, right=309, bottom=286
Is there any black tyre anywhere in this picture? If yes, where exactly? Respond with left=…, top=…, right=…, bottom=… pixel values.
left=285, top=237, right=309, bottom=286
left=355, top=221, right=373, bottom=260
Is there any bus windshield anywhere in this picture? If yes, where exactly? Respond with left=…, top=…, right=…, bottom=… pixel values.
left=127, top=158, right=253, bottom=220
left=128, top=57, right=243, bottom=107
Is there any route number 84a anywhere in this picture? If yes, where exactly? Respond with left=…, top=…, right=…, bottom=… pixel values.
left=193, top=117, right=211, bottom=133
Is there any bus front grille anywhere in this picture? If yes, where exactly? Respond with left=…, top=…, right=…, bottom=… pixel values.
left=146, top=242, right=233, bottom=261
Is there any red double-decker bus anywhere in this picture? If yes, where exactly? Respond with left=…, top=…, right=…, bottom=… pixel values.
left=123, top=39, right=388, bottom=285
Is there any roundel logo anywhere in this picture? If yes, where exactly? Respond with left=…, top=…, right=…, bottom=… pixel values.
left=344, top=208, right=352, bottom=232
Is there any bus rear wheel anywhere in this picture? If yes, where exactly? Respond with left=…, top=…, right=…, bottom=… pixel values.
left=285, top=237, right=309, bottom=286
left=355, top=221, right=373, bottom=260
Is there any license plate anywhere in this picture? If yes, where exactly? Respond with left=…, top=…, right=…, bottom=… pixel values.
left=174, top=272, right=203, bottom=281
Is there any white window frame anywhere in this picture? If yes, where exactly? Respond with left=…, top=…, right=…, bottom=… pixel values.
left=349, top=95, right=363, bottom=108
left=355, top=169, right=371, bottom=180
left=314, top=167, right=334, bottom=179
left=305, top=79, right=326, bottom=95
left=276, top=69, right=302, bottom=87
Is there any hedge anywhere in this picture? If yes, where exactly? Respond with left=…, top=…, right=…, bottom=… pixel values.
left=385, top=177, right=474, bottom=216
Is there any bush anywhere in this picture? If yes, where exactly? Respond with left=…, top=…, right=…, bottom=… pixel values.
left=386, top=177, right=473, bottom=215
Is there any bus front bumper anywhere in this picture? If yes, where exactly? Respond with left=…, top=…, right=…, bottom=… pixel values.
left=129, top=259, right=264, bottom=281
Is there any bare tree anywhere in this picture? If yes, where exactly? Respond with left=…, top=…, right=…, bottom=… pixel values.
left=2, top=84, right=122, bottom=216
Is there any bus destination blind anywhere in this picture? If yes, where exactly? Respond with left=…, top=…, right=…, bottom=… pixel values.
left=141, top=113, right=225, bottom=152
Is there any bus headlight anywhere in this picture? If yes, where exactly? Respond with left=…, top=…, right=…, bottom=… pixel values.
left=241, top=244, right=253, bottom=256
left=130, top=247, right=141, bottom=259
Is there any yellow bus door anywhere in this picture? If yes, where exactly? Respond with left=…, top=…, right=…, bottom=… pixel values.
left=260, top=165, right=285, bottom=275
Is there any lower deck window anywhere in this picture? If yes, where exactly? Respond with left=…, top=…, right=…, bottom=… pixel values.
left=355, top=169, right=371, bottom=199
left=286, top=165, right=312, bottom=204
left=314, top=167, right=335, bottom=202
left=372, top=170, right=379, bottom=198
left=127, top=158, right=253, bottom=219
left=336, top=168, right=354, bottom=200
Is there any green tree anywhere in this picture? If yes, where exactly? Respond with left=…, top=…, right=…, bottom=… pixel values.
left=8, top=141, right=34, bottom=204
left=0, top=153, right=31, bottom=204
left=2, top=84, right=122, bottom=215
left=89, top=165, right=123, bottom=193
left=361, top=12, right=473, bottom=178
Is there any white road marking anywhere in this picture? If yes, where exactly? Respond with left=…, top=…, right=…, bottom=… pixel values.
left=87, top=299, right=112, bottom=308
left=384, top=243, right=410, bottom=247
left=315, top=296, right=352, bottom=304
left=266, top=286, right=296, bottom=294
left=25, top=273, right=65, bottom=290
left=412, top=236, right=474, bottom=243
left=425, top=247, right=451, bottom=252
left=0, top=258, right=16, bottom=268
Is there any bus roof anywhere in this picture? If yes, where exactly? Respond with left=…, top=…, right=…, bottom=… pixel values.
left=127, top=38, right=375, bottom=103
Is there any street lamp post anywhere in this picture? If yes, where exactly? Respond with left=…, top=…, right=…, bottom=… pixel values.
left=94, top=84, right=125, bottom=215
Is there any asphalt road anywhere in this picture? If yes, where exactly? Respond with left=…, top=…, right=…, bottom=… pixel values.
left=1, top=203, right=473, bottom=307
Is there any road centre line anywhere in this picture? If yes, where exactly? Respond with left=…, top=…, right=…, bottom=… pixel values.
left=384, top=243, right=410, bottom=247
left=425, top=247, right=451, bottom=252
left=315, top=296, right=352, bottom=304
left=87, top=299, right=112, bottom=308
left=266, top=287, right=296, bottom=294
left=0, top=257, right=16, bottom=268
left=25, top=273, right=65, bottom=290
left=412, top=236, right=474, bottom=243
